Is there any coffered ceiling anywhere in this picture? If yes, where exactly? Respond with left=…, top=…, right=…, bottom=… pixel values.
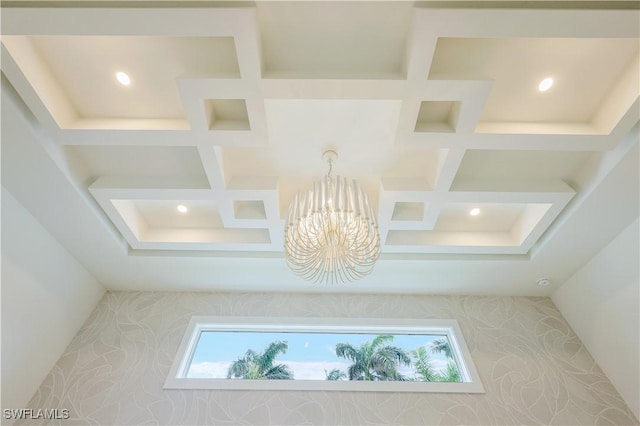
left=1, top=2, right=638, bottom=294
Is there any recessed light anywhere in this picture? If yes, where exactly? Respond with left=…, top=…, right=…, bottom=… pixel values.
left=536, top=278, right=551, bottom=287
left=177, top=205, right=188, bottom=214
left=538, top=77, right=553, bottom=92
left=116, top=71, right=131, bottom=86
left=469, top=207, right=480, bottom=216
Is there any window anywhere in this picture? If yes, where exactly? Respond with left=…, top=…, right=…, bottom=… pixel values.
left=164, top=317, right=484, bottom=393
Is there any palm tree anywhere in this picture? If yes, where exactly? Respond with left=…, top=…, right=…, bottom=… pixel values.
left=411, top=346, right=437, bottom=382
left=325, top=368, right=346, bottom=381
left=435, top=360, right=461, bottom=382
left=429, top=337, right=452, bottom=359
left=227, top=340, right=294, bottom=380
left=335, top=335, right=411, bottom=381
left=429, top=337, right=461, bottom=381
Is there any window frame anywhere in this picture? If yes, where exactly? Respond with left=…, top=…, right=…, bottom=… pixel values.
left=164, top=316, right=484, bottom=393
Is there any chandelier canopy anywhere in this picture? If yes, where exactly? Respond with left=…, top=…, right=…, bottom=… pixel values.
left=284, top=150, right=381, bottom=284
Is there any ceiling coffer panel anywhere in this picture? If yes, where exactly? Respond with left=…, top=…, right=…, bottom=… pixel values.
left=1, top=3, right=637, bottom=261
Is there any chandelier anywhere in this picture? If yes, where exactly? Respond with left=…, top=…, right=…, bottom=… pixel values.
left=284, top=150, right=381, bottom=284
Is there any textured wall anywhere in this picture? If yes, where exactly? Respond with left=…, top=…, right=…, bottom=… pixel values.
left=24, top=292, right=637, bottom=425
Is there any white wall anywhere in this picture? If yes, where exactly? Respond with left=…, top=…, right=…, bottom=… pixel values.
left=553, top=217, right=640, bottom=419
left=1, top=188, right=105, bottom=416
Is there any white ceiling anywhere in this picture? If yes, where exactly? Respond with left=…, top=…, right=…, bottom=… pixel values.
left=1, top=2, right=638, bottom=295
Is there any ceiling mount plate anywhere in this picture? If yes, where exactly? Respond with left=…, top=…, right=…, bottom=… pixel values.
left=322, top=150, right=338, bottom=164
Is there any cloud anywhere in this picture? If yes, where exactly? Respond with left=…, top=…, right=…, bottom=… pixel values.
left=187, top=361, right=232, bottom=378
left=304, top=342, right=309, bottom=349
left=398, top=365, right=414, bottom=377
left=188, top=360, right=351, bottom=380
left=430, top=358, right=449, bottom=372
left=282, top=361, right=350, bottom=380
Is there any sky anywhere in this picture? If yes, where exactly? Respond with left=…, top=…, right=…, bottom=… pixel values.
left=187, top=331, right=452, bottom=380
